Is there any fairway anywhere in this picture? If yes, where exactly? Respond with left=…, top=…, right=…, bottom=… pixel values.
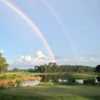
left=0, top=86, right=100, bottom=100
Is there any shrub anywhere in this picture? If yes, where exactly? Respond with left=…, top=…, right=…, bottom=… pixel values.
left=0, top=75, right=7, bottom=79
left=96, top=77, right=100, bottom=83
left=0, top=86, right=5, bottom=89
left=16, top=80, right=21, bottom=87
left=67, top=78, right=76, bottom=85
left=83, top=78, right=96, bottom=85
left=8, top=74, right=17, bottom=79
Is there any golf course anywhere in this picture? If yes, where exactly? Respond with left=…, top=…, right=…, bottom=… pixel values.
left=0, top=85, right=100, bottom=100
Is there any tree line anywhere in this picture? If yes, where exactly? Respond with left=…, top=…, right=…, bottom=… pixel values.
left=28, top=62, right=94, bottom=73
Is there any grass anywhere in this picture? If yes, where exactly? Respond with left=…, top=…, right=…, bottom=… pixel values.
left=0, top=72, right=97, bottom=80
left=0, top=72, right=99, bottom=100
left=0, top=85, right=100, bottom=100
left=0, top=72, right=41, bottom=80
left=67, top=73, right=97, bottom=79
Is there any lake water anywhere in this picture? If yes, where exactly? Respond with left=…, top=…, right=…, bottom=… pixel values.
left=21, top=80, right=41, bottom=86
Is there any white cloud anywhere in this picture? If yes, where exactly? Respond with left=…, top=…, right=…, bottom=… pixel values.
left=19, top=55, right=33, bottom=63
left=11, top=50, right=49, bottom=68
left=0, top=49, right=4, bottom=54
left=19, top=51, right=46, bottom=63
left=10, top=51, right=100, bottom=69
left=51, top=59, right=56, bottom=63
left=24, top=55, right=33, bottom=62
left=36, top=50, right=45, bottom=59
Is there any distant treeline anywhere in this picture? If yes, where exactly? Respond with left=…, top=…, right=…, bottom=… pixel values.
left=27, top=63, right=94, bottom=73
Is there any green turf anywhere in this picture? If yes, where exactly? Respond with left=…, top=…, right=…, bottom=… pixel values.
left=0, top=72, right=97, bottom=80
left=0, top=86, right=100, bottom=100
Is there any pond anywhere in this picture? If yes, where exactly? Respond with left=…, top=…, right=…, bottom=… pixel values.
left=21, top=80, right=41, bottom=87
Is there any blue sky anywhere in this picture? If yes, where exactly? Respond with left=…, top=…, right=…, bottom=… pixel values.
left=0, top=0, right=100, bottom=69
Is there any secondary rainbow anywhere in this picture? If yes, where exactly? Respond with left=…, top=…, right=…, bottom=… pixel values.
left=42, top=0, right=77, bottom=57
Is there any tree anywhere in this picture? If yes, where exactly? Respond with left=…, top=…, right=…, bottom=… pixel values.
left=0, top=53, right=8, bottom=72
left=46, top=62, right=59, bottom=73
left=96, top=77, right=100, bottom=83
left=95, top=65, right=100, bottom=73
left=12, top=68, right=19, bottom=72
left=95, top=65, right=100, bottom=83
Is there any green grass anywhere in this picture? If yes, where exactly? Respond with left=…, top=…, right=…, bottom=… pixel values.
left=66, top=73, right=97, bottom=79
left=0, top=72, right=97, bottom=80
left=0, top=86, right=100, bottom=100
left=0, top=72, right=99, bottom=100
left=0, top=72, right=41, bottom=80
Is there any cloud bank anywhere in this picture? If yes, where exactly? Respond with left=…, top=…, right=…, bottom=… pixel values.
left=9, top=51, right=100, bottom=70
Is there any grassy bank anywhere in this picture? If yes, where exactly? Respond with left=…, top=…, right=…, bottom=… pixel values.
left=0, top=72, right=97, bottom=79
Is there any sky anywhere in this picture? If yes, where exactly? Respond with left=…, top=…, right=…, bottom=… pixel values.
left=0, top=0, right=100, bottom=69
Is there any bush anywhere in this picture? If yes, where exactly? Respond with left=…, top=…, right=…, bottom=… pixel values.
left=67, top=78, right=76, bottom=85
left=0, top=86, right=5, bottom=89
left=16, top=80, right=21, bottom=87
left=95, top=65, right=100, bottom=73
left=0, top=75, right=7, bottom=79
left=8, top=74, right=17, bottom=79
left=83, top=78, right=96, bottom=85
left=96, top=77, right=100, bottom=83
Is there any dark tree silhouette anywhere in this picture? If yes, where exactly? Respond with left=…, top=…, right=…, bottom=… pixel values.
left=95, top=65, right=100, bottom=83
left=95, top=65, right=100, bottom=73
left=96, top=77, right=100, bottom=83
